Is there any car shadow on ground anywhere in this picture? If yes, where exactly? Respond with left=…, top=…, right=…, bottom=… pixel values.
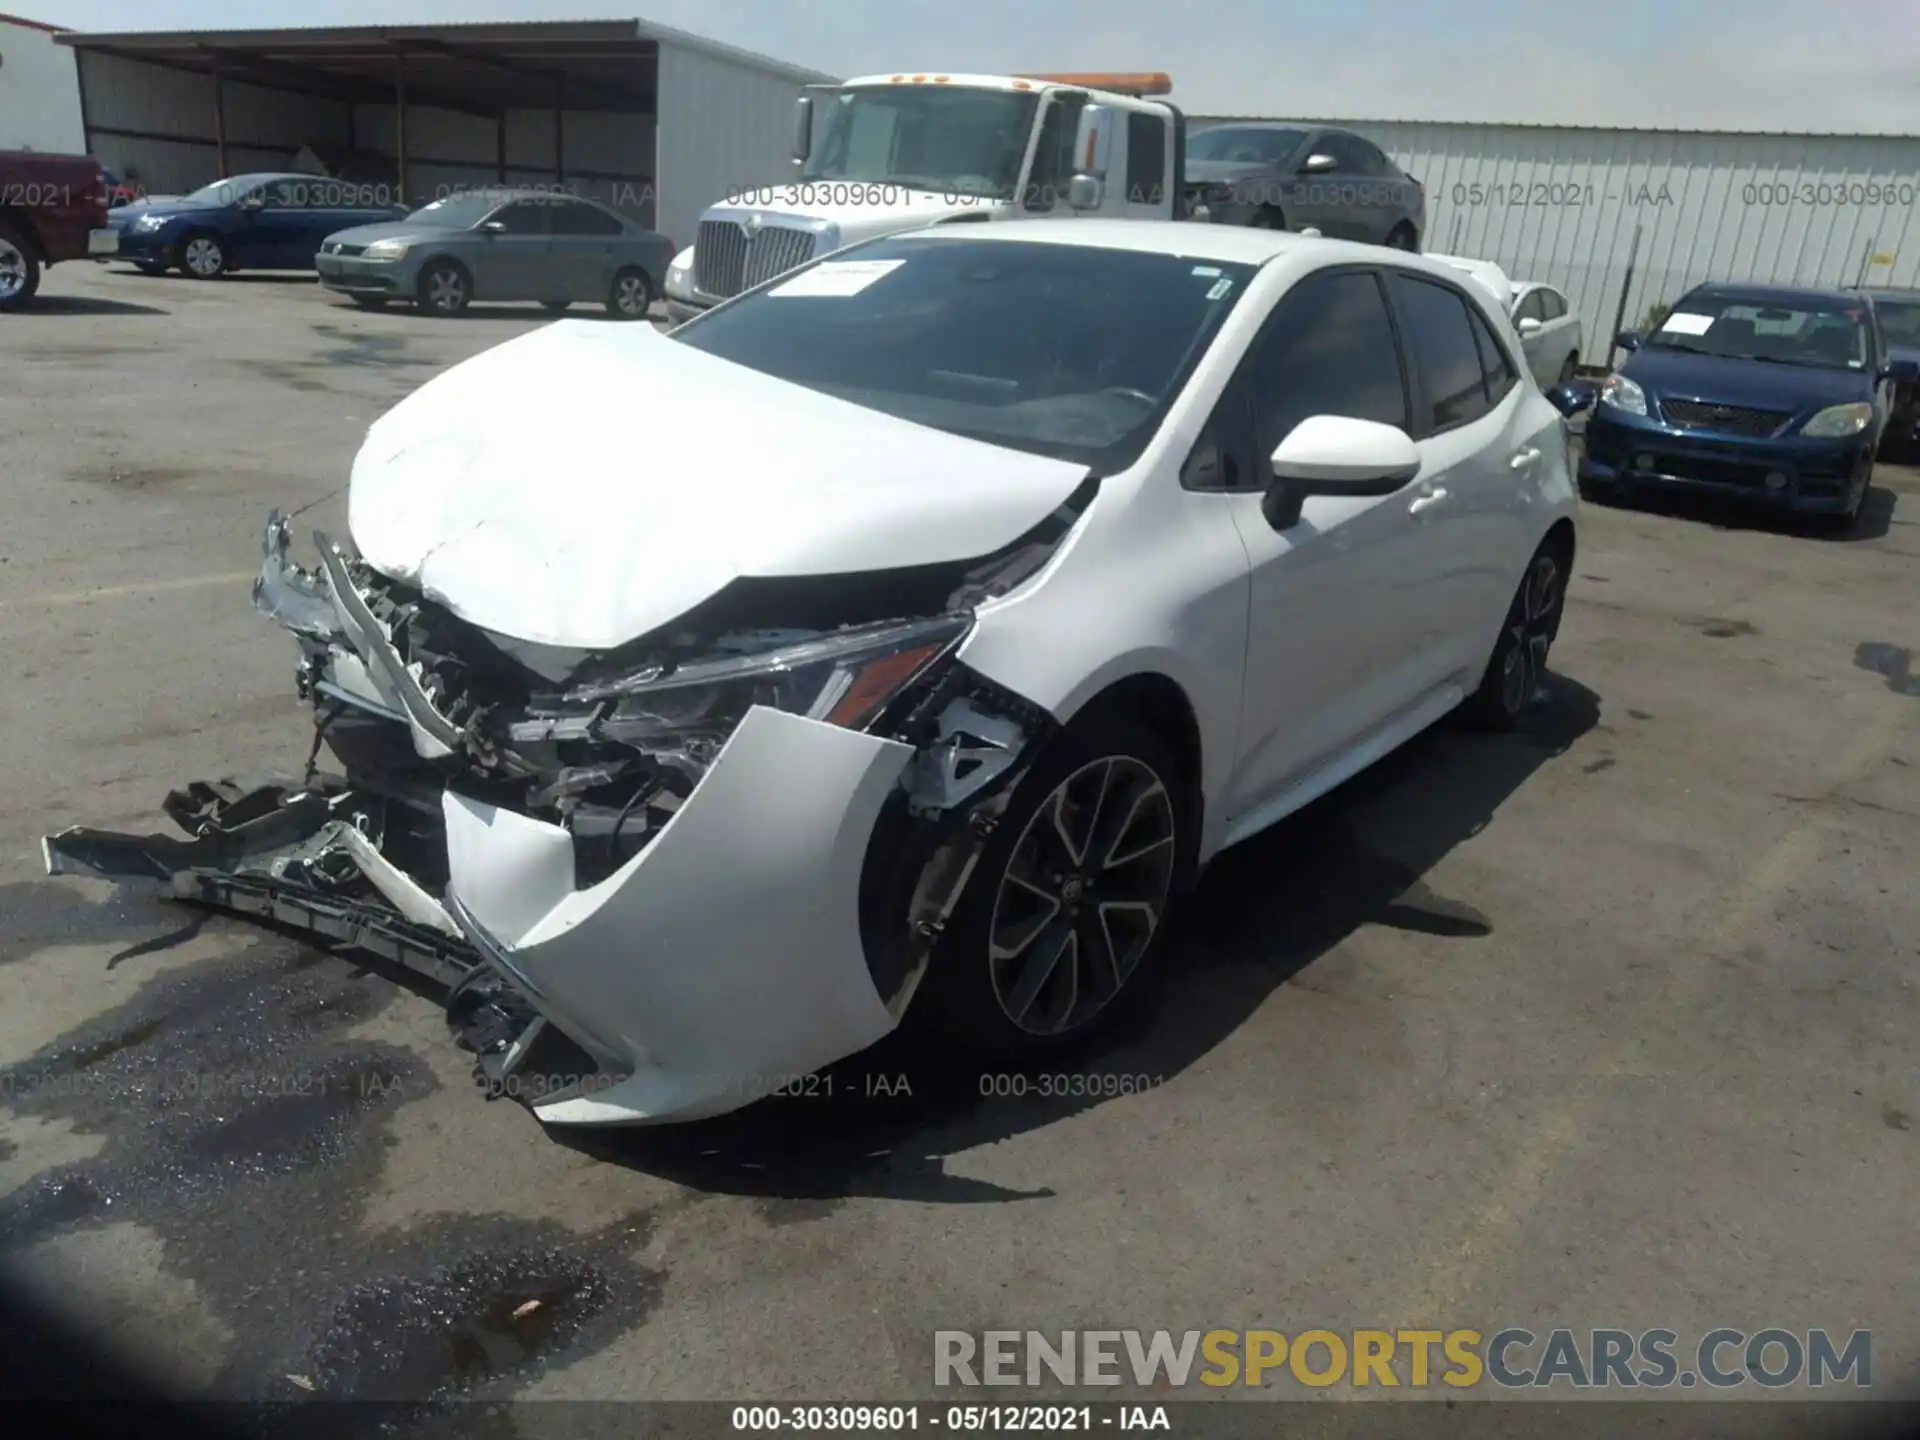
left=318, top=298, right=667, bottom=324
left=21, top=291, right=167, bottom=316
left=1592, top=482, right=1898, bottom=542
left=551, top=674, right=1604, bottom=1204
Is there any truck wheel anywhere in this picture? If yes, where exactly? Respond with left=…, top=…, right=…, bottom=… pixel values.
left=0, top=220, right=42, bottom=310
left=1250, top=205, right=1287, bottom=230
left=1384, top=221, right=1419, bottom=251
left=179, top=232, right=228, bottom=279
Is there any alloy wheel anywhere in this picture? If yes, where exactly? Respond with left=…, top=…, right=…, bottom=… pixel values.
left=184, top=237, right=223, bottom=277
left=1500, top=553, right=1561, bottom=714
left=987, top=755, right=1178, bottom=1037
left=0, top=237, right=26, bottom=299
left=611, top=272, right=650, bottom=316
left=425, top=268, right=467, bottom=312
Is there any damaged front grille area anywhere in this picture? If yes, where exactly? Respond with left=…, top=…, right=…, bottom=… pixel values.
left=45, top=485, right=1096, bottom=1119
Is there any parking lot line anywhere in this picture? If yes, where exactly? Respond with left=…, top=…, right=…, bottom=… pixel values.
left=1394, top=698, right=1915, bottom=1322
left=0, top=571, right=257, bottom=613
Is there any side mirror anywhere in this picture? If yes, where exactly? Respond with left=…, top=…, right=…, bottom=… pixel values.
left=792, top=95, right=814, bottom=166
left=1072, top=103, right=1116, bottom=182
left=480, top=219, right=507, bottom=235
left=1300, top=152, right=1338, bottom=174
left=1262, top=415, right=1421, bottom=529
left=237, top=193, right=264, bottom=212
left=1614, top=329, right=1641, bottom=352
left=1067, top=174, right=1104, bottom=211
left=1879, top=356, right=1920, bottom=382
left=1517, top=316, right=1543, bottom=335
left=1546, top=382, right=1597, bottom=418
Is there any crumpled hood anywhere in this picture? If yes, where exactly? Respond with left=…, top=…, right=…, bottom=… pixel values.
left=347, top=321, right=1090, bottom=649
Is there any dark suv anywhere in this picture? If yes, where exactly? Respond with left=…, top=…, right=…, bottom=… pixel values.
left=1183, top=122, right=1424, bottom=250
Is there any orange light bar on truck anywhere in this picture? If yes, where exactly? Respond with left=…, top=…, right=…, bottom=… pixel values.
left=1017, top=71, right=1173, bottom=96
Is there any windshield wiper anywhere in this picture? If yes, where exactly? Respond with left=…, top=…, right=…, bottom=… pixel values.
left=1651, top=341, right=1710, bottom=355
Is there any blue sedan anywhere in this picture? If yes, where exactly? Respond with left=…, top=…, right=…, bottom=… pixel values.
left=108, top=173, right=406, bottom=279
left=1581, top=282, right=1920, bottom=528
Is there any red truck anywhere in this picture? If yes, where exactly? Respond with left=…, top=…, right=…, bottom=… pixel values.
left=0, top=150, right=114, bottom=311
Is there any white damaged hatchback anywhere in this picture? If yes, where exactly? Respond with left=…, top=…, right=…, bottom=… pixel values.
left=44, top=221, right=1587, bottom=1127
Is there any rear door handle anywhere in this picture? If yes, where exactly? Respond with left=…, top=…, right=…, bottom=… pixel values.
left=1408, top=486, right=1449, bottom=514
left=1511, top=447, right=1542, bottom=470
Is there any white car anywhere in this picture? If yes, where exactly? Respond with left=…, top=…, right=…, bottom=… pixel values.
left=45, top=221, right=1588, bottom=1128
left=1509, top=281, right=1584, bottom=389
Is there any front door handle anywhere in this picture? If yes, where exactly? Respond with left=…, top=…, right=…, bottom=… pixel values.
left=1510, top=447, right=1542, bottom=470
left=1408, top=486, right=1449, bottom=514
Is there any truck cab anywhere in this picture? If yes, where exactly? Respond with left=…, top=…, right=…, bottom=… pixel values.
left=665, top=72, right=1186, bottom=323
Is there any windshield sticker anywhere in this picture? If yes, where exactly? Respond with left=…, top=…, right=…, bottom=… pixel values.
left=1191, top=266, right=1223, bottom=277
left=1661, top=312, right=1715, bottom=335
left=768, top=259, right=904, bottom=297
left=1205, top=278, right=1234, bottom=301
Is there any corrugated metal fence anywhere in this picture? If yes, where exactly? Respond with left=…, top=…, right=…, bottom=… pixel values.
left=1194, top=119, right=1920, bottom=366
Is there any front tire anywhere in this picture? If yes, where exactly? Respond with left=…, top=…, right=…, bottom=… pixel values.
left=133, top=260, right=168, bottom=277
left=1461, top=540, right=1569, bottom=730
left=0, top=221, right=41, bottom=310
left=915, top=712, right=1188, bottom=1057
left=416, top=259, right=471, bottom=316
left=178, top=232, right=228, bottom=279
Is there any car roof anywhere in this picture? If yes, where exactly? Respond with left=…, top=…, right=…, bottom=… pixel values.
left=1685, top=282, right=1862, bottom=308
left=897, top=218, right=1464, bottom=276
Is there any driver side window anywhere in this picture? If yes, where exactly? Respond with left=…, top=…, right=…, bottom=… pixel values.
left=1027, top=93, right=1087, bottom=210
left=1243, top=270, right=1410, bottom=458
left=488, top=199, right=552, bottom=235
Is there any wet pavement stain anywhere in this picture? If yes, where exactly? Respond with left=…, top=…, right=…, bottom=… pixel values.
left=1886, top=1108, right=1913, bottom=1132
left=1855, top=643, right=1920, bottom=697
left=1699, top=619, right=1759, bottom=639
left=0, top=937, right=663, bottom=1409
left=308, top=324, right=437, bottom=372
left=1628, top=709, right=1655, bottom=721
left=0, top=880, right=200, bottom=966
left=63, top=463, right=196, bottom=489
left=1583, top=757, right=1617, bottom=774
left=754, top=1196, right=844, bottom=1228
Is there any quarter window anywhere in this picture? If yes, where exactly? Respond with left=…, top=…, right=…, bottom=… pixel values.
left=1240, top=270, right=1410, bottom=458
left=488, top=200, right=552, bottom=235
left=551, top=200, right=624, bottom=236
left=1392, top=274, right=1495, bottom=430
left=1467, top=302, right=1519, bottom=406
left=1515, top=290, right=1547, bottom=324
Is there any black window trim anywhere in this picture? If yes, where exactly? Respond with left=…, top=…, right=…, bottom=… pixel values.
left=1383, top=268, right=1522, bottom=438
left=1180, top=262, right=1411, bottom=493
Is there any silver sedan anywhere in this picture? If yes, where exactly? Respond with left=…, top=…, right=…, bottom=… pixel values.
left=316, top=188, right=675, bottom=319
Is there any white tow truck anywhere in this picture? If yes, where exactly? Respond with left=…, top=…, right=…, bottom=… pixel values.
left=663, top=71, right=1189, bottom=323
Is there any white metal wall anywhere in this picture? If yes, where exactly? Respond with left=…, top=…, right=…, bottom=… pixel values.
left=653, top=40, right=814, bottom=250
left=0, top=18, right=85, bottom=153
left=1194, top=118, right=1920, bottom=366
left=79, top=50, right=349, bottom=193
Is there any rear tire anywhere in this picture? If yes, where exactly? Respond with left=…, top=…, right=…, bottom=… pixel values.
left=416, top=259, right=471, bottom=316
left=1385, top=221, right=1419, bottom=251
left=1250, top=206, right=1287, bottom=231
left=606, top=267, right=652, bottom=319
left=911, top=710, right=1189, bottom=1058
left=541, top=300, right=572, bottom=313
left=1460, top=538, right=1569, bottom=731
left=0, top=220, right=41, bottom=310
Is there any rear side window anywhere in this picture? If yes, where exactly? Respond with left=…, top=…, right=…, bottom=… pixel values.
left=1127, top=113, right=1167, bottom=204
left=1392, top=274, right=1494, bottom=430
left=1515, top=290, right=1547, bottom=324
left=1541, top=288, right=1567, bottom=319
left=552, top=200, right=624, bottom=236
left=489, top=200, right=552, bottom=236
left=1467, top=302, right=1519, bottom=405
left=1239, top=269, right=1409, bottom=458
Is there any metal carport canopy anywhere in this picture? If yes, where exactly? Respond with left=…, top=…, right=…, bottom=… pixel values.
left=52, top=19, right=829, bottom=207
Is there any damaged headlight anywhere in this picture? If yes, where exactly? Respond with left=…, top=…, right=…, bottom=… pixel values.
left=570, top=614, right=972, bottom=736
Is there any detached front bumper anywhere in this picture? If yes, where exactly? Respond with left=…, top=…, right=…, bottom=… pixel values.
left=1580, top=407, right=1873, bottom=512
left=43, top=512, right=1046, bottom=1126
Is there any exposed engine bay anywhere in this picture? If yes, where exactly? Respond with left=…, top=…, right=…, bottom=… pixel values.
left=42, top=484, right=1095, bottom=1124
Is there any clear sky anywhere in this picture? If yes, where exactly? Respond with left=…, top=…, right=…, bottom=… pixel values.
left=18, top=0, right=1920, bottom=134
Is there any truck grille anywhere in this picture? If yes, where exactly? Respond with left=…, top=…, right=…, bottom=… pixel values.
left=694, top=219, right=817, bottom=298
left=1660, top=399, right=1790, bottom=437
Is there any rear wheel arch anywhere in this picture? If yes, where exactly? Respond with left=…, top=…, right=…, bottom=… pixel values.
left=0, top=206, right=45, bottom=258
left=1543, top=516, right=1576, bottom=573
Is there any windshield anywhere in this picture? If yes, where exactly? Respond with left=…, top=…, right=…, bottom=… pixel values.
left=1186, top=126, right=1308, bottom=165
left=403, top=193, right=504, bottom=228
left=798, top=86, right=1041, bottom=199
left=1646, top=295, right=1872, bottom=370
left=671, top=235, right=1252, bottom=471
left=186, top=175, right=274, bottom=205
left=1872, top=299, right=1920, bottom=348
